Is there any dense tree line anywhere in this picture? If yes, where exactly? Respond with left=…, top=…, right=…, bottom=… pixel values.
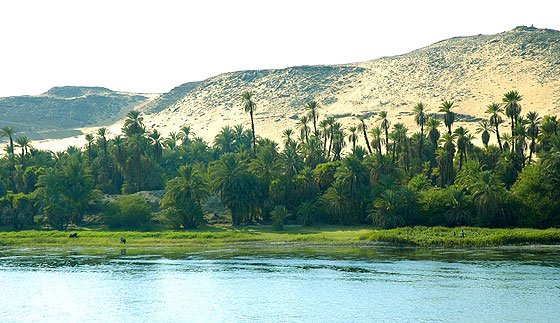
left=1, top=90, right=559, bottom=230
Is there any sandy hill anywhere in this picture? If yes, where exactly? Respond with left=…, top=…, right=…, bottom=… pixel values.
left=137, top=26, right=559, bottom=147
left=6, top=26, right=560, bottom=150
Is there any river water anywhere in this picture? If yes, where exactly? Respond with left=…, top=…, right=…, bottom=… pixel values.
left=1, top=246, right=559, bottom=322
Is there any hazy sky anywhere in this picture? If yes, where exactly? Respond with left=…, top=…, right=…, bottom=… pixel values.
left=1, top=0, right=559, bottom=97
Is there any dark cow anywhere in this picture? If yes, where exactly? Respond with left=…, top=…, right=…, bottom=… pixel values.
left=69, top=233, right=78, bottom=238
left=120, top=237, right=127, bottom=244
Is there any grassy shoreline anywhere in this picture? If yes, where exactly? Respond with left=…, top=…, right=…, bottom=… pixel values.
left=1, top=225, right=560, bottom=248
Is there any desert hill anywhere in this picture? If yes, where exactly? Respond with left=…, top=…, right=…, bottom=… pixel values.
left=4, top=26, right=560, bottom=150
left=140, top=26, right=560, bottom=146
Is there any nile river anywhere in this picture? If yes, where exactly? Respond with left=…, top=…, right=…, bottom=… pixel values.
left=1, top=246, right=559, bottom=322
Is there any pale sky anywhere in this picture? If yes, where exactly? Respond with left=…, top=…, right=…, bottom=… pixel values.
left=0, top=0, right=559, bottom=97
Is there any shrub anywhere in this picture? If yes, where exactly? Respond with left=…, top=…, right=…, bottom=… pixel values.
left=104, top=195, right=152, bottom=230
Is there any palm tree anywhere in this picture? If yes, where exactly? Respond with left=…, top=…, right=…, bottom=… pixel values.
left=282, top=129, right=294, bottom=147
left=319, top=119, right=330, bottom=151
left=471, top=171, right=506, bottom=227
left=501, top=133, right=512, bottom=152
left=241, top=91, right=257, bottom=153
left=437, top=133, right=456, bottom=187
left=370, top=126, right=383, bottom=156
left=476, top=120, right=493, bottom=148
left=444, top=186, right=472, bottom=226
left=369, top=189, right=405, bottom=229
left=503, top=90, right=522, bottom=136
left=426, top=117, right=441, bottom=148
left=305, top=101, right=319, bottom=136
left=454, top=127, right=469, bottom=170
left=85, top=134, right=94, bottom=160
left=326, top=117, right=336, bottom=158
left=165, top=131, right=179, bottom=150
left=1, top=126, right=16, bottom=188
left=123, top=110, right=145, bottom=136
left=526, top=111, right=541, bottom=162
left=179, top=125, right=194, bottom=145
left=297, top=115, right=310, bottom=143
left=97, top=127, right=109, bottom=159
left=486, top=103, right=504, bottom=152
left=148, top=129, right=163, bottom=158
left=348, top=126, right=358, bottom=150
left=439, top=100, right=455, bottom=134
left=357, top=117, right=372, bottom=154
left=378, top=111, right=390, bottom=155
left=413, top=102, right=427, bottom=158
left=279, top=141, right=304, bottom=177
left=209, top=153, right=257, bottom=225
left=214, top=126, right=235, bottom=154
left=16, top=136, right=30, bottom=169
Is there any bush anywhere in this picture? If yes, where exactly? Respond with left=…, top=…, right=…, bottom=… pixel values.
left=270, top=205, right=290, bottom=231
left=104, top=195, right=152, bottom=230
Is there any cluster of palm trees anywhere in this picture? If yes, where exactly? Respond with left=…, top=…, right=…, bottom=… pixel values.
left=1, top=88, right=560, bottom=230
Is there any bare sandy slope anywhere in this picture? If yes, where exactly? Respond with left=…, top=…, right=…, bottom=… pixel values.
left=35, top=27, right=560, bottom=152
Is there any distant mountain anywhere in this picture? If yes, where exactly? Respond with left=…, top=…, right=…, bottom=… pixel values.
left=141, top=26, right=560, bottom=144
left=0, top=86, right=153, bottom=140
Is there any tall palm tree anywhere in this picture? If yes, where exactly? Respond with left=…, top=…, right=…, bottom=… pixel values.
left=486, top=103, right=504, bottom=152
left=348, top=126, right=358, bottom=150
left=413, top=102, right=427, bottom=158
left=357, top=117, right=372, bottom=154
left=378, top=111, right=390, bottom=155
left=326, top=117, right=336, bottom=159
left=503, top=90, right=522, bottom=136
left=16, top=136, right=30, bottom=169
left=305, top=101, right=319, bottom=136
left=454, top=127, right=469, bottom=170
left=297, top=115, right=310, bottom=143
left=476, top=120, right=493, bottom=148
left=97, top=127, right=109, bottom=159
left=439, top=100, right=455, bottom=135
left=370, top=126, right=383, bottom=156
left=1, top=126, right=16, bottom=158
left=319, top=119, right=330, bottom=151
left=437, top=133, right=456, bottom=187
left=526, top=111, right=541, bottom=162
left=85, top=134, right=95, bottom=160
left=1, top=126, right=16, bottom=188
left=426, top=117, right=441, bottom=148
left=241, top=91, right=257, bottom=153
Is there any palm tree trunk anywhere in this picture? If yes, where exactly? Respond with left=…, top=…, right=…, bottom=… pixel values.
left=385, top=128, right=389, bottom=156
left=529, top=138, right=535, bottom=163
left=495, top=124, right=503, bottom=152
left=362, top=128, right=372, bottom=154
left=250, top=110, right=256, bottom=154
left=419, top=124, right=424, bottom=159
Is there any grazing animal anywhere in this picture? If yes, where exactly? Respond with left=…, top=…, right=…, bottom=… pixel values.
left=120, top=237, right=127, bottom=244
left=69, top=233, right=78, bottom=238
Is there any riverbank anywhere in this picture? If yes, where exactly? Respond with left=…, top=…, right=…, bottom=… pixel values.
left=0, top=225, right=559, bottom=247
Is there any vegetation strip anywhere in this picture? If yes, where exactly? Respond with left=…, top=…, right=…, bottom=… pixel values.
left=1, top=226, right=559, bottom=247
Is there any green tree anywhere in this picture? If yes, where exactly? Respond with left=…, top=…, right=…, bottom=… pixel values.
left=357, top=117, right=372, bottom=154
left=476, top=120, right=493, bottom=148
left=241, top=91, right=257, bottom=154
left=378, top=111, right=390, bottom=155
left=305, top=100, right=319, bottom=136
left=105, top=195, right=152, bottom=229
left=439, top=100, right=455, bottom=135
left=486, top=103, right=504, bottom=152
left=503, top=90, right=522, bottom=137
left=413, top=102, right=427, bottom=158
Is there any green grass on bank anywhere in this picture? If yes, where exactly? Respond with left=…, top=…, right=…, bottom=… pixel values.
left=0, top=225, right=372, bottom=247
left=0, top=225, right=559, bottom=247
left=359, top=226, right=560, bottom=247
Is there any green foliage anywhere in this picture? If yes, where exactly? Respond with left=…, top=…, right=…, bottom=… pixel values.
left=270, top=205, right=290, bottom=231
left=104, top=195, right=153, bottom=230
